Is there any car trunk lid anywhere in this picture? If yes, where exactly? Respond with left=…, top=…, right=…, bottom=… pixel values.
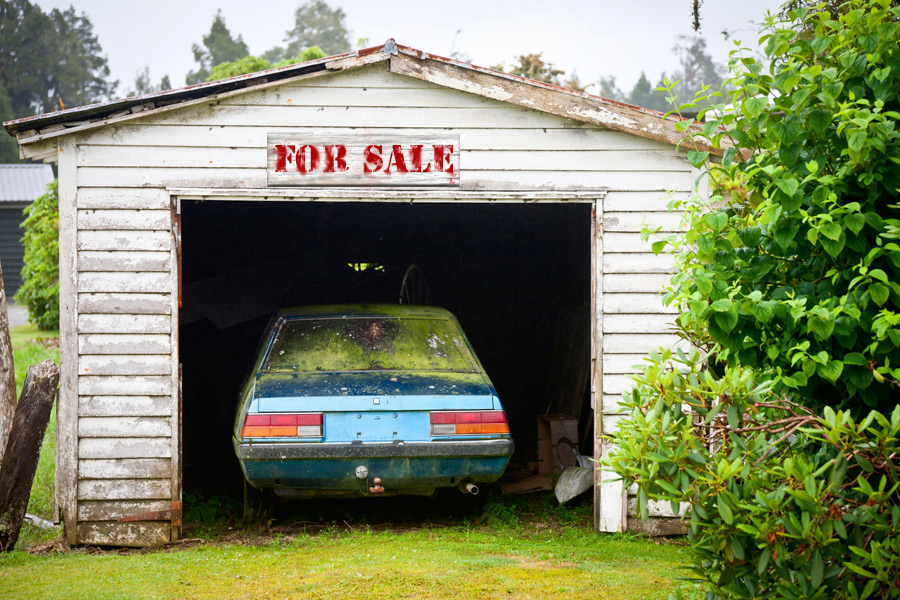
left=255, top=371, right=498, bottom=442
left=255, top=371, right=496, bottom=412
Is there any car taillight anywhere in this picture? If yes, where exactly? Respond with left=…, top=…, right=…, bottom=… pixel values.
left=430, top=411, right=509, bottom=436
left=241, top=413, right=323, bottom=438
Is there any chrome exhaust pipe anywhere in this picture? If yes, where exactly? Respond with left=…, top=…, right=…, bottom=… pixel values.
left=459, top=481, right=479, bottom=495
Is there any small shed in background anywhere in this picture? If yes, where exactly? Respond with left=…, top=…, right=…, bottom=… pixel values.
left=4, top=41, right=719, bottom=546
left=0, top=164, right=54, bottom=296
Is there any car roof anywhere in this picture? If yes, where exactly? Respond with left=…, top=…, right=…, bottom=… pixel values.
left=275, top=304, right=457, bottom=320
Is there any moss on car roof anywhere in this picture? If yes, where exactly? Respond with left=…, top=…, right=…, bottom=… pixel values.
left=266, top=307, right=477, bottom=373
left=276, top=304, right=456, bottom=320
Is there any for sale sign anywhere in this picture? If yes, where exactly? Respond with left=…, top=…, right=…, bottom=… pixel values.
left=267, top=133, right=460, bottom=187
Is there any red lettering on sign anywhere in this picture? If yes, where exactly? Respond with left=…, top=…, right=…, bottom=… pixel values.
left=409, top=145, right=431, bottom=173
left=271, top=139, right=457, bottom=183
left=385, top=145, right=409, bottom=174
left=295, top=145, right=319, bottom=174
left=433, top=145, right=454, bottom=174
left=364, top=145, right=383, bottom=173
left=274, top=144, right=295, bottom=173
left=324, top=145, right=348, bottom=173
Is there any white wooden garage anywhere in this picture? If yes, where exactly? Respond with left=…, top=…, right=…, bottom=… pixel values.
left=4, top=41, right=715, bottom=547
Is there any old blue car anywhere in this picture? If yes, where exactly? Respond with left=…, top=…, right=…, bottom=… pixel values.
left=233, top=304, right=514, bottom=498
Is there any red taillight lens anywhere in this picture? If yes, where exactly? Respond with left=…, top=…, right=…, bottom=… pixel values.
left=430, top=411, right=509, bottom=436
left=241, top=413, right=323, bottom=438
left=430, top=412, right=456, bottom=425
left=271, top=414, right=297, bottom=426
left=296, top=414, right=323, bottom=426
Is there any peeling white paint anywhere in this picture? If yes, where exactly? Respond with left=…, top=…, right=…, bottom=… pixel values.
left=566, top=106, right=638, bottom=130
left=462, top=81, right=514, bottom=102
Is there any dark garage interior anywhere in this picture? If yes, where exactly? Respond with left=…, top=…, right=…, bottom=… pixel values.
left=178, top=200, right=593, bottom=501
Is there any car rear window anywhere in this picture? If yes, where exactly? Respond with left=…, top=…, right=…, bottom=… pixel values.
left=264, top=317, right=480, bottom=373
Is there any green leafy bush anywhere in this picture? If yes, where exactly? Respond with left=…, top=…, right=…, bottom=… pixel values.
left=668, top=0, right=900, bottom=414
left=609, top=2, right=900, bottom=598
left=207, top=46, right=327, bottom=81
left=15, top=180, right=59, bottom=330
left=610, top=349, right=899, bottom=598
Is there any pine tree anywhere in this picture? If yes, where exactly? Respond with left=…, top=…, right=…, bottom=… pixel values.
left=186, top=10, right=250, bottom=85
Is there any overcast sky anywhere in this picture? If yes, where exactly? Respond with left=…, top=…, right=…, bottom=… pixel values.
left=35, top=0, right=783, bottom=97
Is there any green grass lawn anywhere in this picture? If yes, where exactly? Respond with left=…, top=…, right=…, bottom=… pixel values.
left=9, top=323, right=59, bottom=350
left=0, top=522, right=694, bottom=600
left=8, top=323, right=61, bottom=547
left=3, top=324, right=699, bottom=599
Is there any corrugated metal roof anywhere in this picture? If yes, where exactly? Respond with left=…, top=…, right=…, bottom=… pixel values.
left=0, top=164, right=54, bottom=203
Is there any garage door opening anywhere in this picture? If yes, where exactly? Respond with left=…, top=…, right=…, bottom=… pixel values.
left=178, top=199, right=594, bottom=503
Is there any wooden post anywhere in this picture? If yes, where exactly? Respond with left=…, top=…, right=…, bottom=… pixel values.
left=0, top=260, right=17, bottom=463
left=0, top=359, right=60, bottom=552
left=57, top=137, right=77, bottom=544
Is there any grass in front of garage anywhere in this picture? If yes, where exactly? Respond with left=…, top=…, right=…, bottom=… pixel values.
left=8, top=323, right=61, bottom=547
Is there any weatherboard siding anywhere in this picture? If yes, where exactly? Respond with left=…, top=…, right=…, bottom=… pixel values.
left=67, top=184, right=177, bottom=546
left=63, top=60, right=689, bottom=545
left=74, top=64, right=690, bottom=194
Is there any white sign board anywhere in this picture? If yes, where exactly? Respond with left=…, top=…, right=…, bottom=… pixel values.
left=267, top=134, right=460, bottom=187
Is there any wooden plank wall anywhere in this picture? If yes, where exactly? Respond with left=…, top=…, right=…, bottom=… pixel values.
left=601, top=190, right=689, bottom=532
left=65, top=61, right=692, bottom=544
left=75, top=65, right=691, bottom=192
left=69, top=186, right=176, bottom=546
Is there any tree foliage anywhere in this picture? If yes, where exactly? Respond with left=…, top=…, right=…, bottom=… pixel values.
left=15, top=180, right=59, bottom=330
left=504, top=53, right=564, bottom=85
left=0, top=0, right=116, bottom=118
left=608, top=1, right=900, bottom=597
left=495, top=52, right=590, bottom=93
left=668, top=4, right=900, bottom=413
left=598, top=36, right=724, bottom=111
left=186, top=10, right=250, bottom=85
left=670, top=36, right=724, bottom=107
left=265, top=0, right=351, bottom=62
left=206, top=47, right=327, bottom=82
left=125, top=66, right=171, bottom=97
left=626, top=72, right=671, bottom=112
left=0, top=83, right=18, bottom=163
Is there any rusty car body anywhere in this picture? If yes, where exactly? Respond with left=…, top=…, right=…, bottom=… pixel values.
left=232, top=304, right=513, bottom=498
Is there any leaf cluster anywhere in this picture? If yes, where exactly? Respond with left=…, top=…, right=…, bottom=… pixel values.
left=15, top=180, right=59, bottom=330
left=608, top=348, right=900, bottom=599
left=609, top=2, right=900, bottom=598
left=660, top=0, right=900, bottom=414
left=206, top=47, right=327, bottom=82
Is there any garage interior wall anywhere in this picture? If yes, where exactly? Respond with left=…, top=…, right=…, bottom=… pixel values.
left=179, top=200, right=593, bottom=498
left=56, top=60, right=692, bottom=545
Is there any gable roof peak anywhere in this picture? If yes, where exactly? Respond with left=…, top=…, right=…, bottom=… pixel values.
left=4, top=40, right=724, bottom=157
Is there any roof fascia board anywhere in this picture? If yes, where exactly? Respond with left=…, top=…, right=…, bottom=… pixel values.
left=13, top=52, right=390, bottom=148
left=19, top=138, right=57, bottom=162
left=389, top=51, right=726, bottom=156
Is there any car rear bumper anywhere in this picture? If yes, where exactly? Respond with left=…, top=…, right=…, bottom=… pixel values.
left=234, top=438, right=513, bottom=459
left=234, top=437, right=514, bottom=495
